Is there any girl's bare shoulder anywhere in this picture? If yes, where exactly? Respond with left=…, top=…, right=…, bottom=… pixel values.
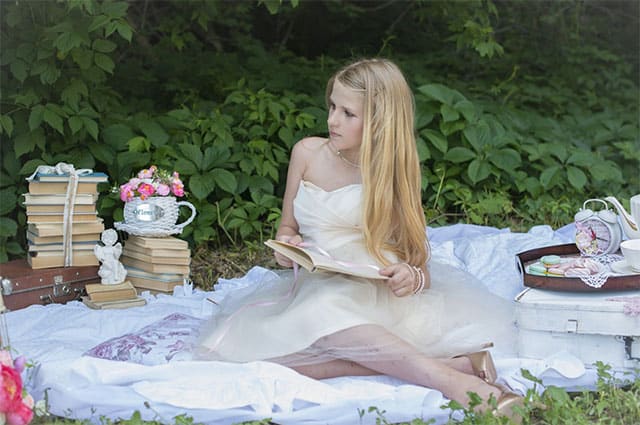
left=294, top=136, right=327, bottom=154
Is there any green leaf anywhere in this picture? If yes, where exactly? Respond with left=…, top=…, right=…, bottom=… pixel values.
left=43, top=107, right=64, bottom=134
left=488, top=148, right=521, bottom=171
left=0, top=217, right=17, bottom=238
left=178, top=144, right=204, bottom=170
left=261, top=0, right=281, bottom=15
left=10, top=59, right=28, bottom=82
left=440, top=104, right=460, bottom=122
left=213, top=168, right=237, bottom=194
left=0, top=115, right=14, bottom=136
left=467, top=158, right=491, bottom=183
left=92, top=39, right=117, bottom=53
left=421, top=129, right=448, bottom=153
left=88, top=15, right=110, bottom=32
left=71, top=48, right=93, bottom=69
left=453, top=100, right=478, bottom=123
left=463, top=122, right=491, bottom=152
left=138, top=120, right=169, bottom=146
left=103, top=124, right=136, bottom=148
left=54, top=31, right=87, bottom=54
left=174, top=158, right=199, bottom=176
left=6, top=241, right=23, bottom=256
left=189, top=173, right=217, bottom=200
left=61, top=79, right=89, bottom=108
left=88, top=142, right=116, bottom=165
left=417, top=83, right=465, bottom=106
left=68, top=116, right=83, bottom=134
left=0, top=188, right=17, bottom=215
left=101, top=1, right=129, bottom=18
left=127, top=136, right=150, bottom=152
left=567, top=166, right=587, bottom=189
left=81, top=117, right=99, bottom=140
left=116, top=21, right=133, bottom=42
left=540, top=165, right=561, bottom=189
left=94, top=53, right=114, bottom=74
left=445, top=147, right=476, bottom=163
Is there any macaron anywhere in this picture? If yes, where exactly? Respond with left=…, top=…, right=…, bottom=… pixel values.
left=540, top=255, right=561, bottom=267
left=528, top=264, right=548, bottom=276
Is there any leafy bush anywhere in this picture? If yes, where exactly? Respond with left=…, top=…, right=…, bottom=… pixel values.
left=1, top=0, right=637, bottom=261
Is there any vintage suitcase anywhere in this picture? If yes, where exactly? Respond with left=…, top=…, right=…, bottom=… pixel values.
left=0, top=259, right=100, bottom=311
left=515, top=287, right=640, bottom=370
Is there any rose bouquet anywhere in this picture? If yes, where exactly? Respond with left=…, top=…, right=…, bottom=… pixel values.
left=0, top=350, right=33, bottom=425
left=119, top=166, right=185, bottom=202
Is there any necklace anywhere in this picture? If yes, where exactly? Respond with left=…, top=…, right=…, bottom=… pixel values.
left=329, top=140, right=360, bottom=168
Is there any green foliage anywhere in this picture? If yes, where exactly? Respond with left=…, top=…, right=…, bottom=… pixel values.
left=1, top=0, right=638, bottom=259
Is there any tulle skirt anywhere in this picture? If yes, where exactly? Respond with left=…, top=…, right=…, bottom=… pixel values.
left=195, top=261, right=517, bottom=366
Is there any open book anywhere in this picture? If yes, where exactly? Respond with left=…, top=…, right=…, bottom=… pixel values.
left=265, top=239, right=387, bottom=280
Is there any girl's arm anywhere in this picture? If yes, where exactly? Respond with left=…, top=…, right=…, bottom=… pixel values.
left=274, top=139, right=308, bottom=267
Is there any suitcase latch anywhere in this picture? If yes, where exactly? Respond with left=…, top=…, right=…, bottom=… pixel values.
left=0, top=278, right=12, bottom=296
left=52, top=275, right=71, bottom=297
left=565, top=319, right=578, bottom=333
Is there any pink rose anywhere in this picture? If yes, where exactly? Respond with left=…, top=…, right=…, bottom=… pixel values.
left=171, top=182, right=184, bottom=197
left=137, top=165, right=157, bottom=179
left=137, top=183, right=155, bottom=200
left=5, top=399, right=33, bottom=425
left=156, top=183, right=170, bottom=196
left=0, top=364, right=23, bottom=412
left=119, top=183, right=135, bottom=202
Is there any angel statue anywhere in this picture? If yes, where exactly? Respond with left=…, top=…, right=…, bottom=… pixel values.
left=94, top=229, right=127, bottom=285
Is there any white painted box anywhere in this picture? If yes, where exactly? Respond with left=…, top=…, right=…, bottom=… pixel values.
left=515, top=287, right=640, bottom=369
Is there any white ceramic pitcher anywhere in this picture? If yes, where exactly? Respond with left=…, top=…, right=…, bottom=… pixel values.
left=605, top=195, right=640, bottom=239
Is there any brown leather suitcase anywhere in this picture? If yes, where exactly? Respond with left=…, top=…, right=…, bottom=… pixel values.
left=0, top=259, right=100, bottom=311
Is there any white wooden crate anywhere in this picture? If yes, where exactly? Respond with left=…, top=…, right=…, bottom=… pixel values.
left=515, top=287, right=640, bottom=369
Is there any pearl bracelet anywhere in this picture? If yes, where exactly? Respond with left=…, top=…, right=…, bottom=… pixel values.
left=412, top=266, right=425, bottom=295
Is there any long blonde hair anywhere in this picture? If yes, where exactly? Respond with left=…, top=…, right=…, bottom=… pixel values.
left=326, top=58, right=430, bottom=266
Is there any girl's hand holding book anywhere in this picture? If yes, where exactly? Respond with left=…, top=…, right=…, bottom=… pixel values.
left=274, top=234, right=303, bottom=268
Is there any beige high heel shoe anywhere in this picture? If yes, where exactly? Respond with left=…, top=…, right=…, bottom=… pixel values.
left=454, top=348, right=498, bottom=384
left=493, top=389, right=525, bottom=424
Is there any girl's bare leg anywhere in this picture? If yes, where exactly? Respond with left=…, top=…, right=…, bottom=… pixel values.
left=293, top=357, right=474, bottom=379
left=287, top=325, right=501, bottom=408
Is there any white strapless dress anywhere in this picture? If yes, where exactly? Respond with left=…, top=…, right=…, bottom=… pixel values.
left=196, top=181, right=516, bottom=365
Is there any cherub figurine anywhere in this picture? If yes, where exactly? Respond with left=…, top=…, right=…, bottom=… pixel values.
left=94, top=229, right=127, bottom=285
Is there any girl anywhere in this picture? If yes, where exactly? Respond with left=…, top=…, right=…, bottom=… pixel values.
left=197, top=58, right=523, bottom=422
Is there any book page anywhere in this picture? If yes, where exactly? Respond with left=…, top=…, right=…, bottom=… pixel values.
left=265, top=240, right=386, bottom=280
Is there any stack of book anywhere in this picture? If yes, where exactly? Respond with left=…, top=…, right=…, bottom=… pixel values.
left=121, top=235, right=190, bottom=293
left=24, top=172, right=108, bottom=269
left=82, top=281, right=146, bottom=309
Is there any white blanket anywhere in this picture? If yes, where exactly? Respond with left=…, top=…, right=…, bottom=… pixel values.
left=10, top=224, right=621, bottom=424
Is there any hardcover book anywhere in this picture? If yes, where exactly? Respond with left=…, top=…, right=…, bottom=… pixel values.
left=27, top=251, right=99, bottom=269
left=124, top=235, right=189, bottom=250
left=121, top=255, right=190, bottom=275
left=28, top=181, right=100, bottom=195
left=26, top=204, right=96, bottom=214
left=23, top=193, right=98, bottom=205
left=31, top=171, right=109, bottom=183
left=82, top=296, right=146, bottom=310
left=127, top=275, right=185, bottom=293
left=27, top=213, right=99, bottom=224
left=28, top=220, right=104, bottom=237
left=121, top=246, right=191, bottom=265
left=26, top=231, right=102, bottom=245
left=28, top=241, right=96, bottom=252
left=264, top=239, right=387, bottom=280
left=85, top=281, right=138, bottom=302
